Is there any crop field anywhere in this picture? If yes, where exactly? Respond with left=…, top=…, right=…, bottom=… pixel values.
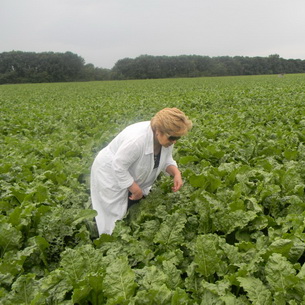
left=1, top=74, right=305, bottom=304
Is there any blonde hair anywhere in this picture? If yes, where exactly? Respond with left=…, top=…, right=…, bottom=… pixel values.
left=151, top=108, right=192, bottom=136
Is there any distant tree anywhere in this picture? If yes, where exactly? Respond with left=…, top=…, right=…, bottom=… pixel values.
left=0, top=51, right=88, bottom=84
left=112, top=58, right=136, bottom=79
left=267, top=54, right=283, bottom=74
left=94, top=67, right=111, bottom=81
left=81, top=63, right=96, bottom=80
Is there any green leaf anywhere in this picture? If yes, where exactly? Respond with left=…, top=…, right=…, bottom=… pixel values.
left=6, top=273, right=39, bottom=305
left=0, top=217, right=22, bottom=256
left=189, top=173, right=208, bottom=188
left=33, top=184, right=50, bottom=203
left=153, top=212, right=187, bottom=247
left=162, top=261, right=182, bottom=289
left=72, top=275, right=106, bottom=305
left=192, top=234, right=224, bottom=278
left=284, top=149, right=298, bottom=160
left=8, top=202, right=36, bottom=229
left=178, top=155, right=199, bottom=165
left=297, top=262, right=305, bottom=280
left=155, top=249, right=184, bottom=266
left=264, top=238, right=293, bottom=259
left=28, top=236, right=49, bottom=267
left=103, top=256, right=137, bottom=304
left=38, top=269, right=72, bottom=304
left=60, top=248, right=88, bottom=286
left=188, top=170, right=222, bottom=192
left=171, top=287, right=192, bottom=305
left=212, top=210, right=257, bottom=234
left=139, top=219, right=160, bottom=242
left=132, top=284, right=172, bottom=305
left=136, top=265, right=167, bottom=290
left=238, top=277, right=272, bottom=305
left=200, top=289, right=224, bottom=305
left=86, top=275, right=106, bottom=305
left=60, top=245, right=106, bottom=287
left=72, top=286, right=92, bottom=304
left=71, top=208, right=97, bottom=226
left=265, top=253, right=299, bottom=292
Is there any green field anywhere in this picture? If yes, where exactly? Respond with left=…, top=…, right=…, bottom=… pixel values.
left=1, top=74, right=305, bottom=304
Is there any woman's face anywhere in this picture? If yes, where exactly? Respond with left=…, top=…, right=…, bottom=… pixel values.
left=156, top=131, right=179, bottom=147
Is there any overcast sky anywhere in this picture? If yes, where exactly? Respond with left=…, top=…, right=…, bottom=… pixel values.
left=1, top=0, right=304, bottom=69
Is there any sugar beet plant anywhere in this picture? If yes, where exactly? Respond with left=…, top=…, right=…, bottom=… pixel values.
left=1, top=75, right=305, bottom=304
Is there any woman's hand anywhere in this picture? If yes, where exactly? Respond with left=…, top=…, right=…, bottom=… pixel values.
left=172, top=172, right=183, bottom=192
left=166, top=165, right=183, bottom=192
left=128, top=182, right=143, bottom=200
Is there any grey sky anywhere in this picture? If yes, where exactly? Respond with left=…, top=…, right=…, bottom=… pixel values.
left=1, top=0, right=304, bottom=69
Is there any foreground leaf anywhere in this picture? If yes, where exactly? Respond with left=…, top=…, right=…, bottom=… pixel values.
left=103, top=256, right=137, bottom=304
left=265, top=253, right=298, bottom=293
left=192, top=234, right=224, bottom=278
left=238, top=277, right=272, bottom=305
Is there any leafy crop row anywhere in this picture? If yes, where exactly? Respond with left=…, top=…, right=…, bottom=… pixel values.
left=1, top=75, right=305, bottom=304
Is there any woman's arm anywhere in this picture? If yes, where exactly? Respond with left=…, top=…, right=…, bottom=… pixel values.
left=166, top=165, right=183, bottom=192
left=128, top=181, right=143, bottom=200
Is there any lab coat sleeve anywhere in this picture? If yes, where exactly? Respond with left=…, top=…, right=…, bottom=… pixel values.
left=112, top=140, right=142, bottom=189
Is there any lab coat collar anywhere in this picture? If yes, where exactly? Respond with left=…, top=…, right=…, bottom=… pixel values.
left=144, top=123, right=154, bottom=155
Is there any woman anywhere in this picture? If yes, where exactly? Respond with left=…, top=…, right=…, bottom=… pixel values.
left=90, top=107, right=192, bottom=235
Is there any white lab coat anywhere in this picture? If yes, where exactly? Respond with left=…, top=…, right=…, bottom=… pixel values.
left=90, top=121, right=177, bottom=235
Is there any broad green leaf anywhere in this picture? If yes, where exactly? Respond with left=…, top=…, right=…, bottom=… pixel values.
left=179, top=155, right=199, bottom=164
left=0, top=218, right=22, bottom=256
left=136, top=265, right=167, bottom=290
left=201, top=279, right=232, bottom=296
left=212, top=210, right=257, bottom=234
left=0, top=245, right=36, bottom=287
left=264, top=238, right=293, bottom=259
left=38, top=269, right=72, bottom=304
left=60, top=248, right=88, bottom=286
left=132, top=284, right=172, bottom=305
left=28, top=236, right=49, bottom=267
left=171, top=287, right=192, bottom=305
left=153, top=212, right=187, bottom=247
left=265, top=253, right=298, bottom=292
left=238, top=277, right=272, bottom=305
left=201, top=278, right=248, bottom=304
left=8, top=202, right=36, bottom=229
left=118, top=239, right=154, bottom=266
left=297, top=262, right=305, bottom=280
left=71, top=208, right=97, bottom=226
left=192, top=234, right=224, bottom=278
left=60, top=245, right=106, bottom=287
left=72, top=286, right=92, bottom=305
left=103, top=256, right=137, bottom=304
left=72, top=275, right=106, bottom=305
left=5, top=273, right=38, bottom=305
left=200, top=289, right=224, bottom=305
left=86, top=275, right=106, bottom=305
left=154, top=248, right=184, bottom=266
left=189, top=173, right=209, bottom=188
left=162, top=261, right=182, bottom=289
left=139, top=219, right=160, bottom=241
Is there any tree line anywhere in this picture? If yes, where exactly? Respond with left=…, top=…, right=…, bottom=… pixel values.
left=0, top=51, right=110, bottom=84
left=113, top=54, right=305, bottom=79
left=1, top=51, right=305, bottom=84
